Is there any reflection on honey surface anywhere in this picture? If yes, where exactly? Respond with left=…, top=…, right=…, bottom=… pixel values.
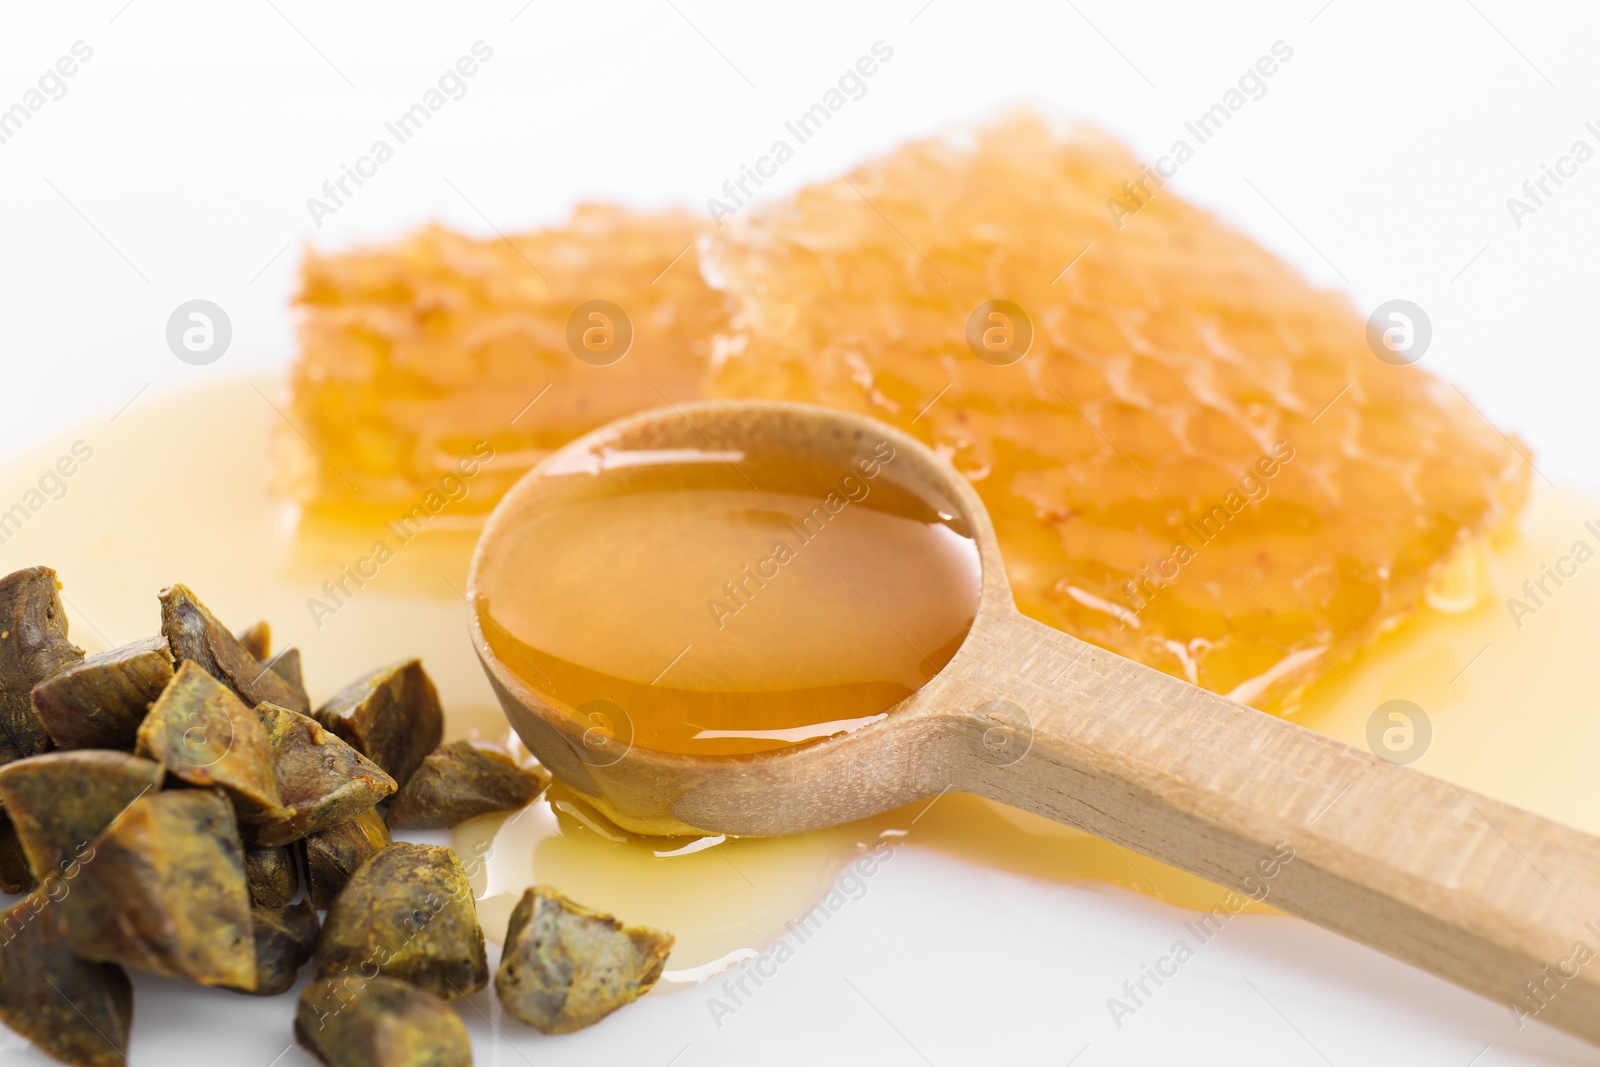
left=472, top=441, right=982, bottom=756
left=4, top=377, right=1596, bottom=986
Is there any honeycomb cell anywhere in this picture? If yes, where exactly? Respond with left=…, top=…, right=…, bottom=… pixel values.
left=703, top=113, right=1531, bottom=710
left=277, top=205, right=732, bottom=515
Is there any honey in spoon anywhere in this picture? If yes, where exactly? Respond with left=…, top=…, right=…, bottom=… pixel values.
left=472, top=439, right=982, bottom=756
left=24, top=376, right=1600, bottom=993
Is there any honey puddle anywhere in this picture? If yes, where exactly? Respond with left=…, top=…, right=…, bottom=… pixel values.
left=5, top=376, right=1600, bottom=988
left=453, top=783, right=1248, bottom=987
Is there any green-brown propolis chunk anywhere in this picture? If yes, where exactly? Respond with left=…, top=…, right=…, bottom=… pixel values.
left=243, top=704, right=395, bottom=848
left=136, top=662, right=280, bottom=813
left=65, top=789, right=256, bottom=990
left=0, top=891, right=133, bottom=1067
left=303, top=806, right=391, bottom=911
left=387, top=740, right=549, bottom=830
left=315, top=659, right=442, bottom=789
left=245, top=844, right=300, bottom=909
left=0, top=750, right=164, bottom=881
left=235, top=622, right=312, bottom=707
left=159, top=584, right=309, bottom=714
left=235, top=621, right=271, bottom=662
left=296, top=974, right=470, bottom=1067
left=315, top=843, right=487, bottom=1001
left=495, top=886, right=674, bottom=1034
left=236, top=901, right=321, bottom=998
left=31, top=636, right=173, bottom=752
left=266, top=646, right=311, bottom=710
left=0, top=566, right=85, bottom=763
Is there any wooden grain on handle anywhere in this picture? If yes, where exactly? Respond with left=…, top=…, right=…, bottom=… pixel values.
left=956, top=612, right=1600, bottom=1041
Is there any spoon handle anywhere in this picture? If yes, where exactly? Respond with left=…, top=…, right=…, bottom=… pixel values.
left=957, top=612, right=1600, bottom=1042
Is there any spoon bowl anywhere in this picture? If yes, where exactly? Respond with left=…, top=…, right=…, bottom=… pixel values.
left=469, top=399, right=1004, bottom=837
left=470, top=398, right=1600, bottom=1046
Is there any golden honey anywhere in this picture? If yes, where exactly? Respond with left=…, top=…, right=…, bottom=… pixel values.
left=471, top=442, right=982, bottom=755
left=11, top=108, right=1576, bottom=1008
left=705, top=113, right=1532, bottom=711
left=10, top=377, right=1596, bottom=985
left=278, top=206, right=729, bottom=517
left=278, top=117, right=1533, bottom=716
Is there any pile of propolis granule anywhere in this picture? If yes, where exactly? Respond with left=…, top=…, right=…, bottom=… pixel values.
left=277, top=112, right=1531, bottom=712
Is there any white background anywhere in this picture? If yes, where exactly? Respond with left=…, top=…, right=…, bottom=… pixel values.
left=4, top=1, right=1600, bottom=1064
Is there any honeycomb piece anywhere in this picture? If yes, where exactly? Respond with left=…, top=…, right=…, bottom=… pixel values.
left=278, top=204, right=732, bottom=515
left=704, top=113, right=1531, bottom=710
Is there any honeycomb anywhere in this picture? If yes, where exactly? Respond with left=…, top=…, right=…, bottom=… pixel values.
left=278, top=205, right=731, bottom=516
left=703, top=113, right=1531, bottom=710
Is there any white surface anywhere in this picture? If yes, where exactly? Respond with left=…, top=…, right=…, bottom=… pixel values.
left=3, top=1, right=1599, bottom=1063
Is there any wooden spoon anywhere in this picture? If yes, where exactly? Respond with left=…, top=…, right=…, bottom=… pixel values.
left=469, top=399, right=1600, bottom=1044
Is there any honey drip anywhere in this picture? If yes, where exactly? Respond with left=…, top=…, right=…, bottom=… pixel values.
left=7, top=377, right=1595, bottom=986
